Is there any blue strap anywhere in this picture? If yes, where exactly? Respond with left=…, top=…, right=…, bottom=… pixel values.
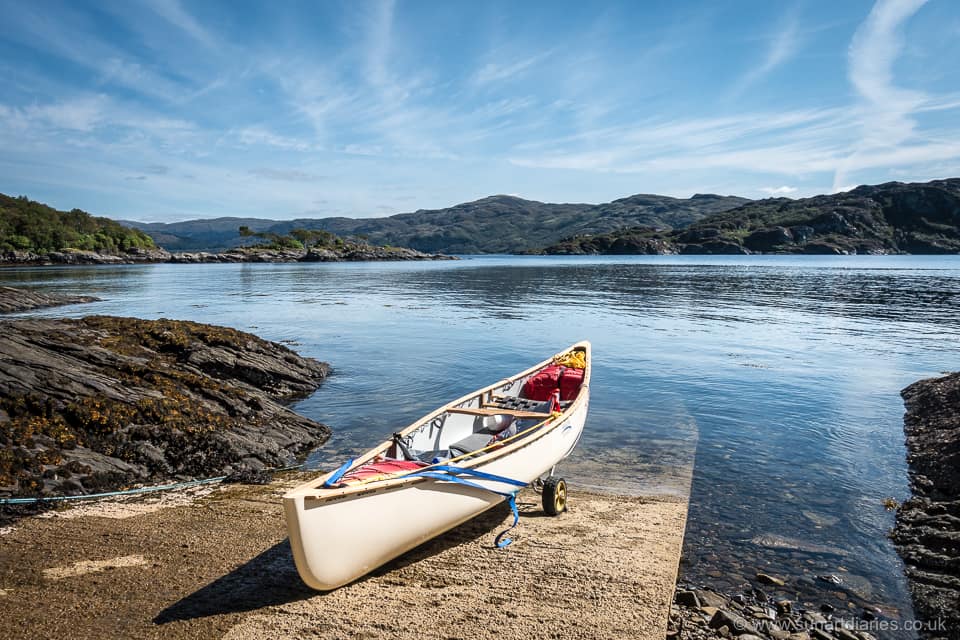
left=494, top=494, right=520, bottom=548
left=406, top=465, right=527, bottom=548
left=323, top=458, right=355, bottom=488
left=424, top=465, right=527, bottom=487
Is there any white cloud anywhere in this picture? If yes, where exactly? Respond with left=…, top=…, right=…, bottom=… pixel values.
left=760, top=185, right=798, bottom=195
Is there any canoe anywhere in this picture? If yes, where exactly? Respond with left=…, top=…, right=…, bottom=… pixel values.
left=283, top=341, right=591, bottom=590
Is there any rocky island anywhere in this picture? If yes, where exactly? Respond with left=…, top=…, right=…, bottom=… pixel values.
left=0, top=316, right=330, bottom=502
left=893, top=372, right=960, bottom=638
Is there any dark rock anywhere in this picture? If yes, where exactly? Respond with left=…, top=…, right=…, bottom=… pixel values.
left=802, top=242, right=848, bottom=255
left=680, top=241, right=750, bottom=255
left=696, top=589, right=732, bottom=609
left=677, top=590, right=702, bottom=608
left=743, top=227, right=794, bottom=252
left=0, top=316, right=330, bottom=500
left=606, top=236, right=677, bottom=255
left=810, top=211, right=857, bottom=236
left=708, top=609, right=757, bottom=636
left=224, top=468, right=273, bottom=485
left=757, top=573, right=786, bottom=587
left=789, top=226, right=815, bottom=243
left=0, top=287, right=100, bottom=314
left=892, top=371, right=960, bottom=637
left=678, top=227, right=724, bottom=243
left=802, top=611, right=829, bottom=627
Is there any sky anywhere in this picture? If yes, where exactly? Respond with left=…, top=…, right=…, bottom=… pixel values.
left=1, top=0, right=959, bottom=222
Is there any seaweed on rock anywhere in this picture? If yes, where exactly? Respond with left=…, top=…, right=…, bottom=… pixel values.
left=0, top=316, right=330, bottom=498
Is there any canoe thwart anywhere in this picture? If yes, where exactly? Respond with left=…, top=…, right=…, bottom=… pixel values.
left=446, top=407, right=553, bottom=419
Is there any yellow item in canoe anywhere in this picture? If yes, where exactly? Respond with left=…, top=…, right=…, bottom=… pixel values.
left=552, top=351, right=586, bottom=369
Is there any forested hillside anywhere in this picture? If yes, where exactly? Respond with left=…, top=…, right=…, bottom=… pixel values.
left=0, top=194, right=154, bottom=254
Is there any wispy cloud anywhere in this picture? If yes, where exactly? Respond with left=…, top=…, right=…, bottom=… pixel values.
left=730, top=12, right=802, bottom=97
left=472, top=51, right=552, bottom=87
left=233, top=126, right=313, bottom=152
left=26, top=96, right=107, bottom=132
left=248, top=168, right=324, bottom=182
left=141, top=0, right=219, bottom=50
left=834, top=0, right=929, bottom=190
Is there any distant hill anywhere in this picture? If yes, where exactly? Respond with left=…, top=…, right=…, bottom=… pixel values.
left=124, top=193, right=750, bottom=253
left=0, top=194, right=155, bottom=254
left=540, top=179, right=960, bottom=255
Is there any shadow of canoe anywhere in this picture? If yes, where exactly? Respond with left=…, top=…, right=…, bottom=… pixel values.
left=153, top=500, right=515, bottom=624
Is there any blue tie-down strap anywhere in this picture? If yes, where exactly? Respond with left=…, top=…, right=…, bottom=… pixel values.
left=323, top=458, right=355, bottom=488
left=407, top=465, right=527, bottom=548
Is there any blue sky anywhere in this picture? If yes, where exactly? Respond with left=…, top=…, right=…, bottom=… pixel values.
left=1, top=0, right=959, bottom=222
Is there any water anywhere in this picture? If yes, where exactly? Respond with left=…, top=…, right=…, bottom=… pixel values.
left=4, top=255, right=959, bottom=630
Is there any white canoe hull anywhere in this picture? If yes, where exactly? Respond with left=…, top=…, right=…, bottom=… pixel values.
left=284, top=343, right=590, bottom=591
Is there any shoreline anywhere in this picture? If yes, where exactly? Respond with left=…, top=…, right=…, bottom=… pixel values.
left=0, top=245, right=455, bottom=267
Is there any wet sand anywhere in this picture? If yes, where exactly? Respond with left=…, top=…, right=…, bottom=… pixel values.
left=0, top=476, right=686, bottom=639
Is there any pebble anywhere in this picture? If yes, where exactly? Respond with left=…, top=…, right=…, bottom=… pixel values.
left=775, top=600, right=792, bottom=615
left=756, top=573, right=786, bottom=587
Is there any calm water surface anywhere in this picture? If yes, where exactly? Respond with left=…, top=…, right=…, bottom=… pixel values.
left=4, top=255, right=960, bottom=630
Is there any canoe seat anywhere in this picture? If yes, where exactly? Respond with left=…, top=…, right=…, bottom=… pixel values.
left=485, top=395, right=549, bottom=411
left=484, top=395, right=570, bottom=412
left=449, top=432, right=497, bottom=456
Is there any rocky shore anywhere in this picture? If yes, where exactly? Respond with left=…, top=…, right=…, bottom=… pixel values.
left=0, top=245, right=453, bottom=266
left=168, top=245, right=455, bottom=263
left=669, top=582, right=887, bottom=640
left=892, top=372, right=960, bottom=638
left=0, top=286, right=100, bottom=313
left=0, top=316, right=330, bottom=503
left=0, top=247, right=173, bottom=265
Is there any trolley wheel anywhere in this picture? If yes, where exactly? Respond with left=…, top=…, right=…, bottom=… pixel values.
left=542, top=477, right=567, bottom=516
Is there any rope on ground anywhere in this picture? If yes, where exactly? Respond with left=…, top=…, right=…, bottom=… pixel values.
left=0, top=462, right=306, bottom=506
